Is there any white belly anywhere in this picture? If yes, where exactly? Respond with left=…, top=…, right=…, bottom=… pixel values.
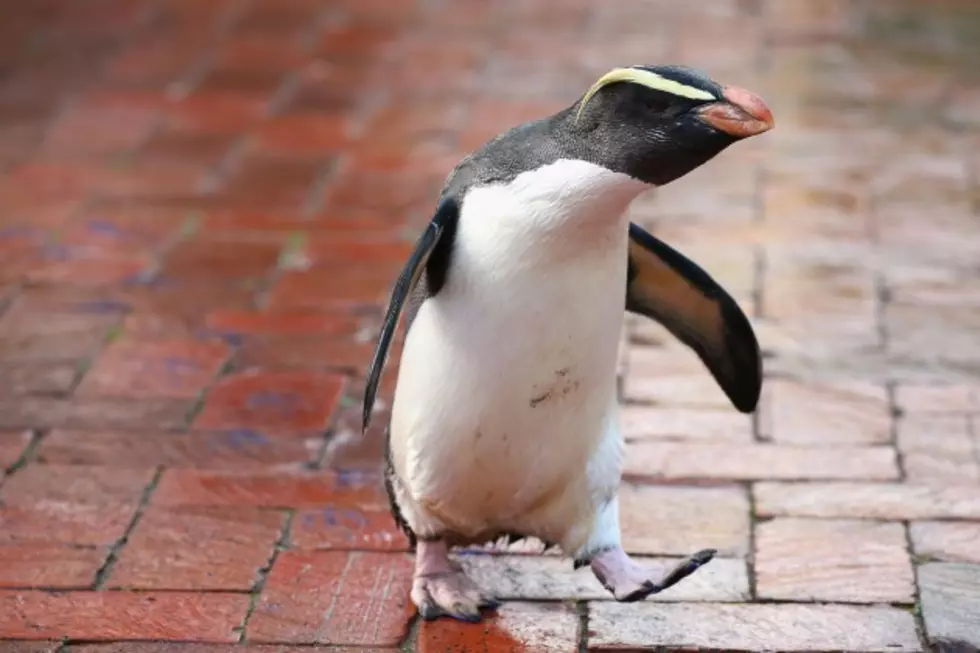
left=389, top=159, right=649, bottom=546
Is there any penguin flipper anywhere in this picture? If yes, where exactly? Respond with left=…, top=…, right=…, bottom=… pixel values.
left=362, top=196, right=459, bottom=432
left=624, top=222, right=762, bottom=413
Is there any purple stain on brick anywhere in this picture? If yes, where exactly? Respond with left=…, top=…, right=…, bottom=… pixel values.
left=334, top=468, right=375, bottom=489
left=321, top=507, right=368, bottom=529
left=162, top=356, right=200, bottom=376
left=86, top=219, right=126, bottom=237
left=0, top=225, right=39, bottom=239
left=194, top=328, right=243, bottom=347
left=122, top=272, right=163, bottom=287
left=42, top=244, right=74, bottom=261
left=225, top=428, right=270, bottom=450
left=301, top=512, right=318, bottom=527
left=75, top=299, right=131, bottom=313
left=246, top=391, right=302, bottom=415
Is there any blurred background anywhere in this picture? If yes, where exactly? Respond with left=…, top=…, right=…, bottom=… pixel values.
left=0, top=0, right=979, bottom=650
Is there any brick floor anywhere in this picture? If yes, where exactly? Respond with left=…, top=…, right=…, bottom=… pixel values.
left=1, top=0, right=979, bottom=651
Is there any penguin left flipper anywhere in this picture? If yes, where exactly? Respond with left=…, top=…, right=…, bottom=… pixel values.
left=625, top=222, right=762, bottom=413
left=362, top=196, right=458, bottom=432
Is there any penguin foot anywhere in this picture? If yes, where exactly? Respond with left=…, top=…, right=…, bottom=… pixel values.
left=590, top=546, right=716, bottom=602
left=412, top=539, right=500, bottom=622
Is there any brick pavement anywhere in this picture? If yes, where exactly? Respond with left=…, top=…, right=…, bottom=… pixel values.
left=1, top=0, right=979, bottom=651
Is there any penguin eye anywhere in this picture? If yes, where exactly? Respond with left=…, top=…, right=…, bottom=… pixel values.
left=640, top=90, right=673, bottom=113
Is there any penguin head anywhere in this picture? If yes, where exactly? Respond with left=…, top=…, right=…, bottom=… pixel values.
left=570, top=64, right=773, bottom=186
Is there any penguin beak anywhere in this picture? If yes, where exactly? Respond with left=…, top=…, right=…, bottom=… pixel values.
left=696, top=86, right=774, bottom=139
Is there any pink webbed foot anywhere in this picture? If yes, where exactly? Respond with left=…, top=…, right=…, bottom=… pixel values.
left=412, top=539, right=500, bottom=622
left=590, top=546, right=715, bottom=602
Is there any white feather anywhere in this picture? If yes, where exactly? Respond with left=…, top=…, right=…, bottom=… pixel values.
left=389, top=159, right=650, bottom=555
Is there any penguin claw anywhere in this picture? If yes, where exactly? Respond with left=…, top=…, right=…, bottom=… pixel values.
left=411, top=570, right=498, bottom=623
left=480, top=595, right=502, bottom=610
left=591, top=546, right=717, bottom=602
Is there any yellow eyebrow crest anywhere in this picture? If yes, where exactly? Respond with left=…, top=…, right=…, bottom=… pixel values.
left=575, top=67, right=717, bottom=122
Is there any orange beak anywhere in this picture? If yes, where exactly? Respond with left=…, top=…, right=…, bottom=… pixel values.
left=697, top=86, right=774, bottom=139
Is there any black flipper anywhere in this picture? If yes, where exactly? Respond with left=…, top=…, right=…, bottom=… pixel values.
left=362, top=196, right=459, bottom=432
left=625, top=222, right=762, bottom=413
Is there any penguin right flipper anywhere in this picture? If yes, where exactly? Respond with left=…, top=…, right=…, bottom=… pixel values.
left=625, top=222, right=762, bottom=414
left=362, top=196, right=459, bottom=432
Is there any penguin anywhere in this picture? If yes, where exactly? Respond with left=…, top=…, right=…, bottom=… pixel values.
left=362, top=64, right=773, bottom=622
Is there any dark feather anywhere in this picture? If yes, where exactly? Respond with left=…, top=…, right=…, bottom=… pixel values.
left=625, top=222, right=762, bottom=412
left=362, top=196, right=460, bottom=432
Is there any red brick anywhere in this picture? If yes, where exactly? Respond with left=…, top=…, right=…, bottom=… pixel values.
left=77, top=339, right=230, bottom=399
left=35, top=429, right=317, bottom=469
left=0, top=309, right=117, bottom=360
left=0, top=643, right=61, bottom=653
left=103, top=36, right=202, bottom=85
left=68, top=645, right=396, bottom=652
left=5, top=163, right=205, bottom=201
left=200, top=210, right=404, bottom=236
left=37, top=103, right=159, bottom=158
left=163, top=92, right=268, bottom=134
left=268, top=269, right=397, bottom=310
left=152, top=469, right=388, bottom=509
left=247, top=551, right=414, bottom=646
left=134, top=128, right=237, bottom=171
left=236, top=337, right=378, bottom=373
left=0, top=430, right=33, bottom=468
left=291, top=506, right=409, bottom=551
left=59, top=206, right=193, bottom=252
left=295, top=238, right=413, bottom=268
left=215, top=37, right=310, bottom=74
left=0, top=591, right=249, bottom=641
left=236, top=0, right=326, bottom=39
left=194, top=370, right=345, bottom=432
left=419, top=602, right=579, bottom=653
left=219, top=153, right=326, bottom=209
left=0, top=543, right=106, bottom=589
left=315, top=24, right=399, bottom=60
left=109, top=505, right=284, bottom=590
left=319, top=402, right=387, bottom=472
left=161, top=238, right=283, bottom=280
left=204, top=310, right=361, bottom=338
left=0, top=502, right=137, bottom=548
left=194, top=65, right=286, bottom=98
left=321, top=171, right=439, bottom=214
left=0, top=361, right=78, bottom=395
left=1, top=464, right=154, bottom=506
left=25, top=254, right=150, bottom=286
left=0, top=396, right=193, bottom=431
left=253, top=115, right=351, bottom=154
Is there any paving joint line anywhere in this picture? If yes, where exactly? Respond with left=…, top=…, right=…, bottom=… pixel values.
left=575, top=599, right=589, bottom=653
left=236, top=508, right=295, bottom=642
left=903, top=520, right=934, bottom=652
left=745, top=480, right=760, bottom=602
left=92, top=466, right=165, bottom=590
left=2, top=428, right=49, bottom=482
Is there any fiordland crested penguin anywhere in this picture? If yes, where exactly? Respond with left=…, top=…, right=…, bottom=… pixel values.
left=363, top=64, right=773, bottom=622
